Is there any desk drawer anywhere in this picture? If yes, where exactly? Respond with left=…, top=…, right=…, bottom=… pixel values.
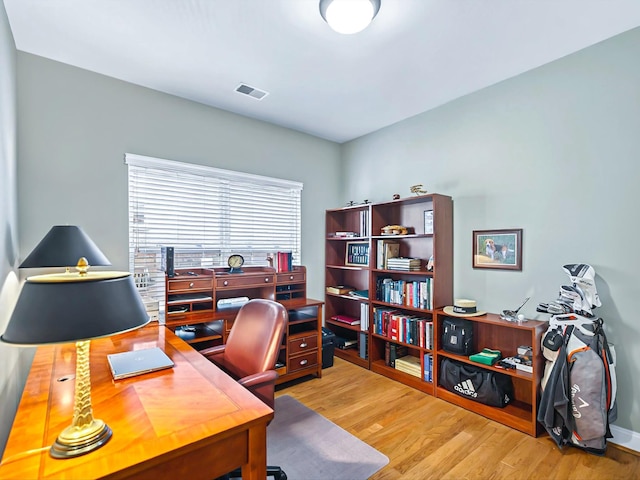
left=289, top=334, right=318, bottom=355
left=276, top=271, right=305, bottom=284
left=165, top=310, right=214, bottom=325
left=288, top=351, right=318, bottom=373
left=216, top=275, right=274, bottom=289
left=168, top=278, right=212, bottom=292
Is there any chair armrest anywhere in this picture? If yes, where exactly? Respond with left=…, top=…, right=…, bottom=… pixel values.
left=238, top=370, right=278, bottom=389
left=200, top=345, right=226, bottom=364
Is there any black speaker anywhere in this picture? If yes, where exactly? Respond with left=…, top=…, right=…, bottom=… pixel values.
left=161, top=246, right=175, bottom=278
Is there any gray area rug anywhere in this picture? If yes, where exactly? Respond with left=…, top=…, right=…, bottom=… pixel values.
left=267, top=395, right=389, bottom=480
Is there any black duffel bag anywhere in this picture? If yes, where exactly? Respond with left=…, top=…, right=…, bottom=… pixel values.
left=439, top=358, right=513, bottom=408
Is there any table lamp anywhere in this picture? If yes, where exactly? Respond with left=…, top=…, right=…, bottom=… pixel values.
left=0, top=226, right=150, bottom=458
left=19, top=225, right=111, bottom=270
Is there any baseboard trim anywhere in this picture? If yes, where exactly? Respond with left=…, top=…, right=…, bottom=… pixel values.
left=610, top=424, right=640, bottom=454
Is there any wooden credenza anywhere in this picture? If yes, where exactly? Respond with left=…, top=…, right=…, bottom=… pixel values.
left=0, top=325, right=272, bottom=479
left=165, top=266, right=324, bottom=385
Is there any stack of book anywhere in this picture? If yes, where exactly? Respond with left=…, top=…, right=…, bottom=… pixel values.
left=330, top=231, right=359, bottom=238
left=386, top=257, right=421, bottom=271
left=394, top=355, right=421, bottom=378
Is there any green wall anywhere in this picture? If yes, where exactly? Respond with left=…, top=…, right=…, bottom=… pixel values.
left=0, top=0, right=34, bottom=458
left=16, top=52, right=341, bottom=301
left=342, top=27, right=640, bottom=435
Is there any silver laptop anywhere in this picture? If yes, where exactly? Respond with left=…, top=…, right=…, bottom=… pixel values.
left=107, top=347, right=174, bottom=380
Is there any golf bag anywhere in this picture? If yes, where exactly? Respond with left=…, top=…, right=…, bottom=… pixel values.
left=537, top=312, right=617, bottom=455
left=537, top=264, right=617, bottom=455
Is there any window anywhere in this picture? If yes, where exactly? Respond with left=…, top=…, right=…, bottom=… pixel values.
left=126, top=153, right=302, bottom=304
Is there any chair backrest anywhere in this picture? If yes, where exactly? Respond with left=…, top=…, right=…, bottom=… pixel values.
left=223, top=299, right=288, bottom=380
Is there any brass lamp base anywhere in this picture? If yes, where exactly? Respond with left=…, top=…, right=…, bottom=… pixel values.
left=49, top=340, right=113, bottom=459
left=50, top=419, right=112, bottom=459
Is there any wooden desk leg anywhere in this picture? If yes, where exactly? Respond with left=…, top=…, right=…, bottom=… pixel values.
left=242, top=424, right=267, bottom=480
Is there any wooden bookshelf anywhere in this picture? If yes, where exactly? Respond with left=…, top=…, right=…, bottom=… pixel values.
left=324, top=194, right=548, bottom=436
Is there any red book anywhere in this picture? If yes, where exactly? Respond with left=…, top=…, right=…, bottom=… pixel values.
left=331, top=315, right=360, bottom=326
left=389, top=316, right=399, bottom=341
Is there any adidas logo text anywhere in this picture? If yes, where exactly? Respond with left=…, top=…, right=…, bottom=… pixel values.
left=454, top=379, right=477, bottom=398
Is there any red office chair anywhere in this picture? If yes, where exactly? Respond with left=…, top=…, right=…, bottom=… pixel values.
left=201, top=299, right=288, bottom=480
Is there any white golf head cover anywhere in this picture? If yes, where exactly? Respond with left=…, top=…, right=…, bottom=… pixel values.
left=563, top=263, right=602, bottom=309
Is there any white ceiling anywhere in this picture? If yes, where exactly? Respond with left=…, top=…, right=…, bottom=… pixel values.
left=4, top=0, right=640, bottom=143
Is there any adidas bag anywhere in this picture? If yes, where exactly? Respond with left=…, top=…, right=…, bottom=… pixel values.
left=439, top=358, right=513, bottom=408
left=442, top=317, right=474, bottom=355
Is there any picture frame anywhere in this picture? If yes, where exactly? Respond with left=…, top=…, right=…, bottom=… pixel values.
left=345, top=241, right=369, bottom=267
left=472, top=229, right=522, bottom=270
left=423, top=210, right=434, bottom=234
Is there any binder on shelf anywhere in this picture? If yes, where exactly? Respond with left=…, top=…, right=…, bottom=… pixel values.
left=360, top=302, right=369, bottom=331
left=359, top=332, right=368, bottom=359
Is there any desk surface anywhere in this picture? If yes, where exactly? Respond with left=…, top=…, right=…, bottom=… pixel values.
left=0, top=325, right=273, bottom=479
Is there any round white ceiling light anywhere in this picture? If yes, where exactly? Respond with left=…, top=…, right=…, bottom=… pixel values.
left=319, top=0, right=381, bottom=35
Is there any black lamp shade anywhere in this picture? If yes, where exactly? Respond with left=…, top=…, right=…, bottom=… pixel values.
left=20, top=225, right=111, bottom=268
left=1, top=273, right=149, bottom=345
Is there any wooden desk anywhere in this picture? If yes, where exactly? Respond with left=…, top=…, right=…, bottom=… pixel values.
left=0, top=325, right=273, bottom=479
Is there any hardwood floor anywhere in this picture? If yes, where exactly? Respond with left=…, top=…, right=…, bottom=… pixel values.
left=276, top=357, right=639, bottom=480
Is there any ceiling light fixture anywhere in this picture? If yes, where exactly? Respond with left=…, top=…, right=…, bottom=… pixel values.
left=319, top=0, right=381, bottom=35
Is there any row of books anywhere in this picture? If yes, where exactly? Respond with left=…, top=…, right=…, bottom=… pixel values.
left=373, top=307, right=434, bottom=349
left=359, top=209, right=369, bottom=237
left=271, top=251, right=293, bottom=272
left=375, top=277, right=434, bottom=309
left=384, top=342, right=408, bottom=367
left=384, top=343, right=434, bottom=382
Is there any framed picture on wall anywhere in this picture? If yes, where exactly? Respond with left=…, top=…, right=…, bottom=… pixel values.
left=472, top=229, right=522, bottom=270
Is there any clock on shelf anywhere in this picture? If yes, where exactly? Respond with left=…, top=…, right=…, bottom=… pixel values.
left=228, top=254, right=244, bottom=274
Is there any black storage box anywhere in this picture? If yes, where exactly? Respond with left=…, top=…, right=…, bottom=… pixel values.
left=322, top=327, right=336, bottom=369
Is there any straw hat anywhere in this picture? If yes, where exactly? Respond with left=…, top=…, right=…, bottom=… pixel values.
left=443, top=298, right=486, bottom=317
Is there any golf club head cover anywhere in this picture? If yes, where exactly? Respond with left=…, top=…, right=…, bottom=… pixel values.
left=563, top=263, right=602, bottom=309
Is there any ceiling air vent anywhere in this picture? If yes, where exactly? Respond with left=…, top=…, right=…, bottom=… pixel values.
left=235, top=83, right=269, bottom=100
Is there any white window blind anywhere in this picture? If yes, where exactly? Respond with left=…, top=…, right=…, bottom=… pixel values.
left=126, top=153, right=302, bottom=303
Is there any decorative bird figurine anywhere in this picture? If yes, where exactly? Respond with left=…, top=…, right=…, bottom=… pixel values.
left=410, top=184, right=428, bottom=195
